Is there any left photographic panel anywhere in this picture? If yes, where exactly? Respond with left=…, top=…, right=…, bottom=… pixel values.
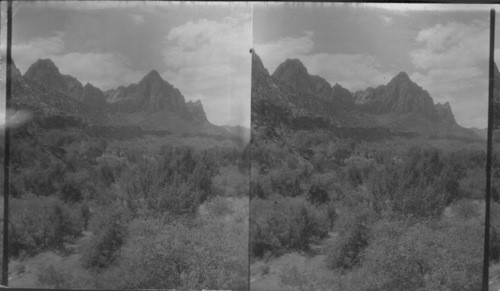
left=6, top=1, right=251, bottom=289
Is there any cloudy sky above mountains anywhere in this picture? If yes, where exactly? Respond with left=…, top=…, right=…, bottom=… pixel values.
left=254, top=3, right=493, bottom=129
left=9, top=2, right=500, bottom=129
left=11, top=1, right=252, bottom=127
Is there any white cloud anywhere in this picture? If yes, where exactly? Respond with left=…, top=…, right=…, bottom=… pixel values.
left=411, top=21, right=489, bottom=70
left=130, top=14, right=145, bottom=25
left=410, top=20, right=489, bottom=128
left=160, top=11, right=252, bottom=126
left=13, top=31, right=66, bottom=72
left=381, top=15, right=394, bottom=25
left=12, top=32, right=145, bottom=90
left=254, top=31, right=393, bottom=91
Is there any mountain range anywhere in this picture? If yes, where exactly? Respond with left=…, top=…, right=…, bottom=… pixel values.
left=11, top=58, right=231, bottom=138
left=251, top=50, right=482, bottom=141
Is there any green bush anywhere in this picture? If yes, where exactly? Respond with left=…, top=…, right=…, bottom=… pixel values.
left=10, top=195, right=83, bottom=256
left=37, top=264, right=73, bottom=288
left=82, top=204, right=129, bottom=268
left=250, top=195, right=329, bottom=257
left=326, top=205, right=377, bottom=269
left=205, top=196, right=233, bottom=217
left=344, top=218, right=482, bottom=290
left=95, top=217, right=247, bottom=290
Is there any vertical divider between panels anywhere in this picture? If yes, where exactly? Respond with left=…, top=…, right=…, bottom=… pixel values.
left=2, top=0, right=12, bottom=287
left=483, top=8, right=495, bottom=291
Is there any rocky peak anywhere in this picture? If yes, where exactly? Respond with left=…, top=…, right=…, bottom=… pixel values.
left=272, top=58, right=322, bottom=99
left=140, top=70, right=164, bottom=85
left=186, top=99, right=208, bottom=122
left=273, top=58, right=309, bottom=81
left=9, top=59, right=22, bottom=77
left=392, top=71, right=410, bottom=82
left=368, top=71, right=436, bottom=117
left=435, top=102, right=455, bottom=124
left=24, top=58, right=84, bottom=100
left=24, top=59, right=59, bottom=77
left=105, top=70, right=188, bottom=115
left=252, top=50, right=269, bottom=76
left=332, top=83, right=354, bottom=106
left=311, top=75, right=333, bottom=100
left=82, top=83, right=105, bottom=107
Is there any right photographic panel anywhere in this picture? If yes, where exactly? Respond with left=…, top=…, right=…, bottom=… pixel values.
left=250, top=3, right=489, bottom=290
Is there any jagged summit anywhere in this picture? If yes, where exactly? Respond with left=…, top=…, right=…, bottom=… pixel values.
left=24, top=59, right=59, bottom=76
left=12, top=58, right=231, bottom=137
left=10, top=59, right=22, bottom=77
left=186, top=99, right=207, bottom=122
left=269, top=57, right=354, bottom=109
left=272, top=58, right=309, bottom=80
left=393, top=71, right=410, bottom=81
left=251, top=50, right=269, bottom=76
left=140, top=70, right=163, bottom=83
left=435, top=102, right=455, bottom=124
left=354, top=71, right=435, bottom=117
left=24, top=58, right=87, bottom=102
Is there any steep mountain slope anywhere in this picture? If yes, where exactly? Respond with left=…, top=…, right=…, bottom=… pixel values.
left=12, top=60, right=106, bottom=125
left=272, top=58, right=354, bottom=109
left=104, top=70, right=188, bottom=116
left=251, top=52, right=386, bottom=140
left=252, top=51, right=481, bottom=141
left=12, top=58, right=231, bottom=137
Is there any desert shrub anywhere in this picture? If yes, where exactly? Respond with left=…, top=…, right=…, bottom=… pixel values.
left=460, top=167, right=486, bottom=200
left=280, top=265, right=316, bottom=291
left=18, top=162, right=57, bottom=197
left=205, top=196, right=233, bottom=217
left=250, top=196, right=329, bottom=257
left=307, top=184, right=329, bottom=205
left=367, top=146, right=469, bottom=218
left=37, top=264, right=73, bottom=288
left=60, top=170, right=94, bottom=203
left=95, top=217, right=247, bottom=290
left=95, top=154, right=129, bottom=188
left=10, top=195, right=83, bottom=256
left=344, top=218, right=482, bottom=291
left=326, top=205, right=377, bottom=269
left=450, top=199, right=479, bottom=220
left=82, top=204, right=130, bottom=268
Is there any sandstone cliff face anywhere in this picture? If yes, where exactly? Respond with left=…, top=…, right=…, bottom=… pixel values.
left=355, top=72, right=437, bottom=119
left=252, top=51, right=480, bottom=140
left=24, top=59, right=85, bottom=102
left=13, top=58, right=230, bottom=136
left=82, top=83, right=106, bottom=107
left=435, top=102, right=455, bottom=125
left=252, top=51, right=269, bottom=76
left=186, top=100, right=208, bottom=123
left=272, top=58, right=354, bottom=109
left=105, top=70, right=188, bottom=116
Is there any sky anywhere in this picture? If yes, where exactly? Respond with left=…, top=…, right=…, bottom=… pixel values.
left=10, top=1, right=252, bottom=127
left=254, top=3, right=494, bottom=129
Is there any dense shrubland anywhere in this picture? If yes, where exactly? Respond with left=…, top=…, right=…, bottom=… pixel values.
left=8, top=126, right=249, bottom=289
left=251, top=128, right=486, bottom=290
